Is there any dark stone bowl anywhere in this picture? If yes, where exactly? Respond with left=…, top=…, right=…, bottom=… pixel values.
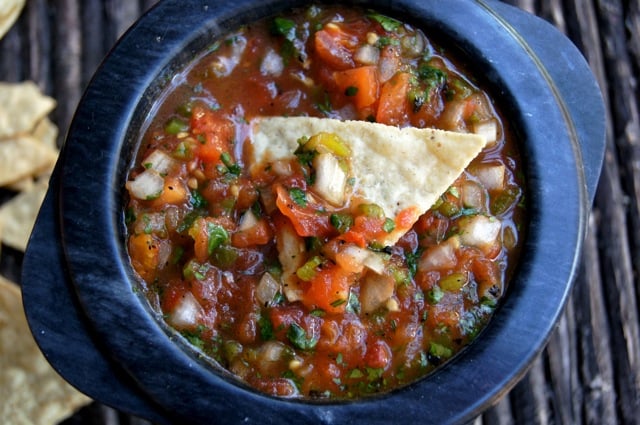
left=22, top=0, right=605, bottom=423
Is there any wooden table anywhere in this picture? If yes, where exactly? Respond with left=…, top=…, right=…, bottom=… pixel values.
left=1, top=1, right=638, bottom=424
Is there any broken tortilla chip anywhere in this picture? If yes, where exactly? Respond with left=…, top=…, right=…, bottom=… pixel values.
left=0, top=276, right=91, bottom=424
left=0, top=81, right=56, bottom=139
left=0, top=0, right=25, bottom=40
left=0, top=135, right=58, bottom=187
left=0, top=180, right=48, bottom=251
left=250, top=116, right=487, bottom=245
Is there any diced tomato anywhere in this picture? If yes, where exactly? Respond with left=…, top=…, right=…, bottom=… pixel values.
left=364, top=339, right=392, bottom=370
left=301, top=263, right=353, bottom=314
left=128, top=233, right=160, bottom=281
left=333, top=66, right=380, bottom=110
left=160, top=279, right=189, bottom=313
left=274, top=184, right=335, bottom=238
left=190, top=216, right=234, bottom=263
left=231, top=218, right=273, bottom=247
left=191, top=105, right=234, bottom=164
left=314, top=27, right=356, bottom=70
left=376, top=72, right=411, bottom=126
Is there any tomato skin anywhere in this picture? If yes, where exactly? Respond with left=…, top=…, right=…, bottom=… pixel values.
left=364, top=339, right=392, bottom=370
left=333, top=66, right=380, bottom=110
left=376, top=72, right=411, bottom=126
left=274, top=184, right=335, bottom=238
left=128, top=233, right=160, bottom=282
left=301, top=263, right=352, bottom=314
left=190, top=105, right=234, bottom=164
left=314, top=28, right=355, bottom=70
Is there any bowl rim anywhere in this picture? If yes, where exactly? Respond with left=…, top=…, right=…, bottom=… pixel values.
left=58, top=0, right=590, bottom=423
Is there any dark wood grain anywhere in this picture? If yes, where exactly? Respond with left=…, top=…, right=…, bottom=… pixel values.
left=1, top=1, right=639, bottom=423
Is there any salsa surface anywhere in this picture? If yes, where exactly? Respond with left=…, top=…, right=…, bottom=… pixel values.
left=125, top=5, right=525, bottom=399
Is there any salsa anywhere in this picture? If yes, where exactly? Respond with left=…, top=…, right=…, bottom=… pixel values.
left=125, top=5, right=525, bottom=399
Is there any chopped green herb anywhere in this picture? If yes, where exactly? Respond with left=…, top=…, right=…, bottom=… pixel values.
left=405, top=247, right=423, bottom=278
left=271, top=17, right=296, bottom=39
left=330, top=213, right=354, bottom=233
left=220, top=152, right=242, bottom=176
left=189, top=189, right=208, bottom=209
left=330, top=298, right=347, bottom=308
left=287, top=323, right=318, bottom=350
left=206, top=222, right=229, bottom=255
left=345, top=86, right=359, bottom=96
left=258, top=315, right=274, bottom=341
left=427, top=285, right=444, bottom=304
left=345, top=290, right=361, bottom=314
left=429, top=342, right=453, bottom=359
left=125, top=207, right=136, bottom=225
left=165, top=117, right=189, bottom=135
left=296, top=256, right=323, bottom=281
left=382, top=218, right=395, bottom=233
left=289, top=188, right=308, bottom=207
left=367, top=12, right=401, bottom=31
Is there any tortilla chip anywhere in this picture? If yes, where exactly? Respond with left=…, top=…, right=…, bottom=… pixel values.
left=0, top=179, right=48, bottom=251
left=0, top=0, right=25, bottom=40
left=31, top=117, right=59, bottom=150
left=0, top=135, right=58, bottom=187
left=0, top=276, right=91, bottom=424
left=250, top=117, right=487, bottom=244
left=0, top=81, right=56, bottom=139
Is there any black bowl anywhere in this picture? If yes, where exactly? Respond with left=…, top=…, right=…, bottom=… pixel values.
left=22, top=0, right=605, bottom=423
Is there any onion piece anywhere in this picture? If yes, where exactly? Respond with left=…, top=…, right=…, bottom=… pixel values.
left=126, top=169, right=164, bottom=200
left=360, top=274, right=395, bottom=314
left=261, top=49, right=284, bottom=77
left=141, top=149, right=177, bottom=175
left=354, top=44, right=380, bottom=65
left=475, top=163, right=506, bottom=191
left=276, top=221, right=306, bottom=302
left=335, top=244, right=387, bottom=275
left=472, top=119, right=498, bottom=146
left=459, top=215, right=501, bottom=255
left=167, top=291, right=203, bottom=330
left=256, top=272, right=281, bottom=306
left=418, top=236, right=460, bottom=272
left=312, top=153, right=347, bottom=206
left=238, top=209, right=260, bottom=232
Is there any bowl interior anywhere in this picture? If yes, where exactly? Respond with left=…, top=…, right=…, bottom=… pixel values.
left=58, top=0, right=588, bottom=423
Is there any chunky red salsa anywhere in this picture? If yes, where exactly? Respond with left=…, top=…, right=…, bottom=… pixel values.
left=125, top=5, right=525, bottom=399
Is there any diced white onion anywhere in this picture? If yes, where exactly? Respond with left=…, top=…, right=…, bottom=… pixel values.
left=259, top=341, right=287, bottom=362
left=141, top=149, right=177, bottom=175
left=473, top=119, right=498, bottom=146
left=354, top=44, right=380, bottom=65
left=312, top=153, right=347, bottom=206
left=126, top=169, right=164, bottom=200
left=461, top=181, right=486, bottom=210
left=418, top=236, right=460, bottom=271
left=256, top=272, right=280, bottom=306
left=459, top=215, right=501, bottom=253
left=363, top=251, right=386, bottom=274
left=238, top=209, right=260, bottom=232
left=475, top=164, right=506, bottom=191
left=360, top=274, right=395, bottom=314
left=168, top=291, right=202, bottom=330
left=276, top=223, right=305, bottom=302
left=260, top=49, right=284, bottom=77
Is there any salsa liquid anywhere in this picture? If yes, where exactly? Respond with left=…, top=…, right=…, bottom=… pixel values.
left=125, top=5, right=525, bottom=399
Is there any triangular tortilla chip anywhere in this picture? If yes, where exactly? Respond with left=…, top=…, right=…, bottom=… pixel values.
left=0, top=179, right=48, bottom=251
left=0, top=135, right=58, bottom=187
left=0, top=0, right=25, bottom=40
left=0, top=81, right=56, bottom=139
left=0, top=276, right=91, bottom=424
left=250, top=116, right=487, bottom=244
